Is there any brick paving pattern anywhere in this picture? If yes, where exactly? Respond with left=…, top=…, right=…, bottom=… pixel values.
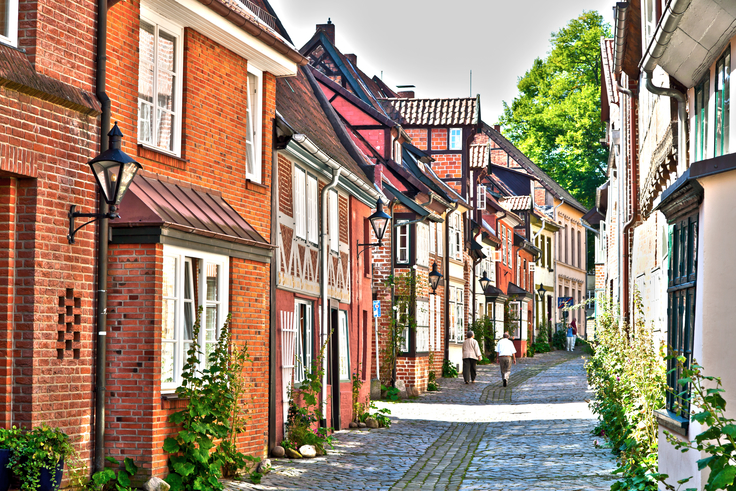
left=225, top=348, right=617, bottom=490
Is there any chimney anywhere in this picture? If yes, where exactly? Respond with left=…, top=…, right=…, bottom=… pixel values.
left=316, top=18, right=335, bottom=45
left=494, top=124, right=501, bottom=132
left=344, top=54, right=357, bottom=66
left=397, top=91, right=415, bottom=99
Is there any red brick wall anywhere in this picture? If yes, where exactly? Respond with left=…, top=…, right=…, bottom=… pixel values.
left=431, top=128, right=447, bottom=151
left=404, top=128, right=427, bottom=150
left=0, top=178, right=15, bottom=429
left=396, top=356, right=429, bottom=391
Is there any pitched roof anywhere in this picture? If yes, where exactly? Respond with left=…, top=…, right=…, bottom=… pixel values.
left=489, top=164, right=536, bottom=196
left=481, top=123, right=588, bottom=213
left=469, top=143, right=489, bottom=169
left=499, top=195, right=532, bottom=212
left=379, top=96, right=480, bottom=126
left=276, top=66, right=372, bottom=188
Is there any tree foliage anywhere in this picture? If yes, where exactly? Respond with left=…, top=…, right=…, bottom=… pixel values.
left=499, top=11, right=611, bottom=208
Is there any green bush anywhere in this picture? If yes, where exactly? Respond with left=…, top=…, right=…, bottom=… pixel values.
left=442, top=359, right=458, bottom=378
left=552, top=328, right=567, bottom=350
left=586, top=294, right=665, bottom=491
left=526, top=345, right=535, bottom=357
left=530, top=342, right=551, bottom=354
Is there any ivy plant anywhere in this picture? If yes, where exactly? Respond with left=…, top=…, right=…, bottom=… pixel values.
left=87, top=456, right=138, bottom=491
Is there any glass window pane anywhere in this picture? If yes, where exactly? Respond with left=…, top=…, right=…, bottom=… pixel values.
left=163, top=256, right=176, bottom=297
left=158, top=29, right=176, bottom=72
left=138, top=102, right=153, bottom=144
left=162, top=342, right=174, bottom=383
left=162, top=299, right=176, bottom=339
left=156, top=110, right=174, bottom=151
left=205, top=306, right=217, bottom=341
left=206, top=263, right=219, bottom=301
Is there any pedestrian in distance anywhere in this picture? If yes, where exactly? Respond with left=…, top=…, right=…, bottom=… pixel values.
left=570, top=317, right=578, bottom=349
left=495, top=332, right=517, bottom=387
left=566, top=322, right=575, bottom=351
left=462, top=330, right=483, bottom=384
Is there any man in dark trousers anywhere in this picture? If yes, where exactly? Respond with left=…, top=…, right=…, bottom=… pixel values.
left=495, top=332, right=517, bottom=387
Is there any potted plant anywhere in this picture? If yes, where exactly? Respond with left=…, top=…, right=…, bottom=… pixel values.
left=0, top=426, right=22, bottom=491
left=8, top=425, right=76, bottom=491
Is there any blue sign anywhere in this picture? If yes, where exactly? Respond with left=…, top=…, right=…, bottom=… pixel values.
left=373, top=300, right=381, bottom=318
left=558, top=297, right=573, bottom=309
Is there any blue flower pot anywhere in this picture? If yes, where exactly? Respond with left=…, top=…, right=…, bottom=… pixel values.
left=38, top=459, right=63, bottom=491
left=0, top=449, right=9, bottom=491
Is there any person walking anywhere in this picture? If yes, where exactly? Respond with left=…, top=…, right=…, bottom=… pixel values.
left=570, top=318, right=578, bottom=349
left=495, top=332, right=517, bottom=387
left=566, top=322, right=575, bottom=351
left=462, top=331, right=482, bottom=384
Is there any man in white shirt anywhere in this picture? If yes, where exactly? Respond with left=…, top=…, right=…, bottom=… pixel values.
left=495, top=332, right=517, bottom=387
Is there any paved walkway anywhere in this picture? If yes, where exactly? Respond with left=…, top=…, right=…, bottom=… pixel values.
left=225, top=348, right=617, bottom=490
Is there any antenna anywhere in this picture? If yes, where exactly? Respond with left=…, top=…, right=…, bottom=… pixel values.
left=470, top=70, right=472, bottom=97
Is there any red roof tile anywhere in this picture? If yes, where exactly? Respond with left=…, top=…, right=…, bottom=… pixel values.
left=380, top=97, right=479, bottom=126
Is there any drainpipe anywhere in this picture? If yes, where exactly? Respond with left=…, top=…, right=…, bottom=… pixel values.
left=320, top=167, right=342, bottom=427
left=94, top=0, right=111, bottom=473
left=443, top=203, right=458, bottom=363
left=268, top=142, right=279, bottom=453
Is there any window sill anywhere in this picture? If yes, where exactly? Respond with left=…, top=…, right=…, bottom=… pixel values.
left=137, top=144, right=187, bottom=170
left=246, top=179, right=268, bottom=194
left=161, top=392, right=187, bottom=401
left=654, top=409, right=689, bottom=436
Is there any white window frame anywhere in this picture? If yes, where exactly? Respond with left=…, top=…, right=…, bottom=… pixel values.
left=416, top=222, right=429, bottom=267
left=429, top=222, right=436, bottom=255
left=396, top=221, right=410, bottom=264
left=329, top=189, right=339, bottom=253
left=449, top=128, right=462, bottom=150
left=429, top=295, right=434, bottom=350
left=245, top=67, right=263, bottom=183
left=294, top=299, right=313, bottom=384
left=161, top=245, right=229, bottom=392
left=437, top=222, right=443, bottom=257
left=507, top=227, right=513, bottom=265
left=338, top=310, right=351, bottom=381
left=477, top=185, right=486, bottom=210
left=434, top=294, right=442, bottom=350
left=293, top=166, right=306, bottom=239
left=0, top=0, right=18, bottom=47
left=509, top=301, right=521, bottom=339
left=138, top=9, right=184, bottom=156
left=449, top=214, right=462, bottom=261
left=416, top=299, right=430, bottom=353
left=502, top=227, right=507, bottom=266
left=306, top=174, right=318, bottom=244
left=455, top=287, right=465, bottom=342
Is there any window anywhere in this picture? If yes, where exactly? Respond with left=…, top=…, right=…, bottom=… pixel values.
left=429, top=222, right=436, bottom=255
left=246, top=69, right=263, bottom=182
left=0, top=0, right=18, bottom=46
left=396, top=222, right=410, bottom=264
left=329, top=190, right=338, bottom=252
left=507, top=227, right=512, bottom=265
left=546, top=236, right=552, bottom=269
left=715, top=48, right=730, bottom=157
left=564, top=225, right=568, bottom=264
left=509, top=301, right=521, bottom=339
left=397, top=303, right=410, bottom=353
left=695, top=76, right=709, bottom=161
left=449, top=286, right=464, bottom=342
left=449, top=128, right=462, bottom=150
left=642, top=0, right=657, bottom=47
left=294, top=300, right=313, bottom=384
left=429, top=294, right=434, bottom=350
left=393, top=140, right=402, bottom=162
left=571, top=226, right=575, bottom=267
left=416, top=222, right=429, bottom=267
left=138, top=14, right=183, bottom=155
left=161, top=246, right=229, bottom=390
left=577, top=230, right=582, bottom=269
left=501, top=227, right=506, bottom=266
left=338, top=311, right=350, bottom=380
left=293, top=167, right=306, bottom=239
left=307, top=175, right=318, bottom=243
left=416, top=300, right=430, bottom=352
left=449, top=214, right=461, bottom=261
left=666, top=214, right=698, bottom=417
left=477, top=185, right=486, bottom=210
left=434, top=294, right=442, bottom=350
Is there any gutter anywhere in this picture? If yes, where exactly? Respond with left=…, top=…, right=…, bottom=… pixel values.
left=320, top=167, right=342, bottom=427
left=291, top=133, right=382, bottom=203
left=580, top=219, right=600, bottom=236
left=613, top=2, right=628, bottom=76
left=94, top=0, right=111, bottom=472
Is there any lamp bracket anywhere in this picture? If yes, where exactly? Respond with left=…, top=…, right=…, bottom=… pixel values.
left=356, top=239, right=382, bottom=259
left=68, top=205, right=119, bottom=244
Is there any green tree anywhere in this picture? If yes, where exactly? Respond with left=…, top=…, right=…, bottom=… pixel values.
left=499, top=11, right=611, bottom=208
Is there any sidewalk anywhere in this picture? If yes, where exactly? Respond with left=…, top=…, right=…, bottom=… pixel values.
left=225, top=347, right=617, bottom=490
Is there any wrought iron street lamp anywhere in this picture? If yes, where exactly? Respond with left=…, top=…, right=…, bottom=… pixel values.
left=357, top=198, right=391, bottom=256
left=537, top=284, right=547, bottom=302
left=429, top=262, right=443, bottom=294
left=68, top=123, right=142, bottom=243
left=479, top=270, right=491, bottom=293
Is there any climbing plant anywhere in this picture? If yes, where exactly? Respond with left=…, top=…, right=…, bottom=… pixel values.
left=382, top=272, right=416, bottom=387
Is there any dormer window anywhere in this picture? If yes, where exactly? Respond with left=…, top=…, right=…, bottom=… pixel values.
left=449, top=128, right=462, bottom=150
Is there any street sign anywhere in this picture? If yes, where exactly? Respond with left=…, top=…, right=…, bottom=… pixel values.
left=558, top=297, right=573, bottom=309
left=373, top=300, right=381, bottom=318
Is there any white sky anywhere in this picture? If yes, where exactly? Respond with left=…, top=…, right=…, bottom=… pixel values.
left=268, top=0, right=615, bottom=124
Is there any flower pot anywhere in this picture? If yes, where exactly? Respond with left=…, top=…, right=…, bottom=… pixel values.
left=38, top=459, right=63, bottom=491
left=0, top=449, right=9, bottom=491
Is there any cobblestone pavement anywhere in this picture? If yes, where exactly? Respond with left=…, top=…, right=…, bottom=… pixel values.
left=225, top=348, right=617, bottom=491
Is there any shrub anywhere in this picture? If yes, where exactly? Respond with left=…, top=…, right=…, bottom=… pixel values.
left=530, top=341, right=551, bottom=354
left=586, top=294, right=665, bottom=491
left=442, top=359, right=459, bottom=378
left=552, top=328, right=567, bottom=350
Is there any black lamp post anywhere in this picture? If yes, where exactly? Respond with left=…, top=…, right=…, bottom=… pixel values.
left=68, top=123, right=142, bottom=243
left=479, top=270, right=491, bottom=294
left=536, top=284, right=547, bottom=302
left=429, top=262, right=443, bottom=294
left=357, top=198, right=391, bottom=256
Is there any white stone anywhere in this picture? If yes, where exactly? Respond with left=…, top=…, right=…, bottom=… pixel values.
left=143, top=477, right=170, bottom=491
left=299, top=445, right=317, bottom=458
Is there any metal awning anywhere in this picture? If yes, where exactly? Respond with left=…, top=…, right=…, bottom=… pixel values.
left=110, top=174, right=273, bottom=262
left=383, top=183, right=441, bottom=222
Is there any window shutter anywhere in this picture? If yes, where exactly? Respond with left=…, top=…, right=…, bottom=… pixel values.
left=307, top=175, right=318, bottom=243
left=294, top=167, right=306, bottom=239
left=429, top=222, right=436, bottom=254
left=477, top=185, right=486, bottom=210
left=329, top=190, right=338, bottom=252
left=417, top=222, right=428, bottom=267
left=437, top=222, right=443, bottom=256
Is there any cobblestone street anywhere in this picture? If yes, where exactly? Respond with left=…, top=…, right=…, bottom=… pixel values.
left=225, top=349, right=617, bottom=490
